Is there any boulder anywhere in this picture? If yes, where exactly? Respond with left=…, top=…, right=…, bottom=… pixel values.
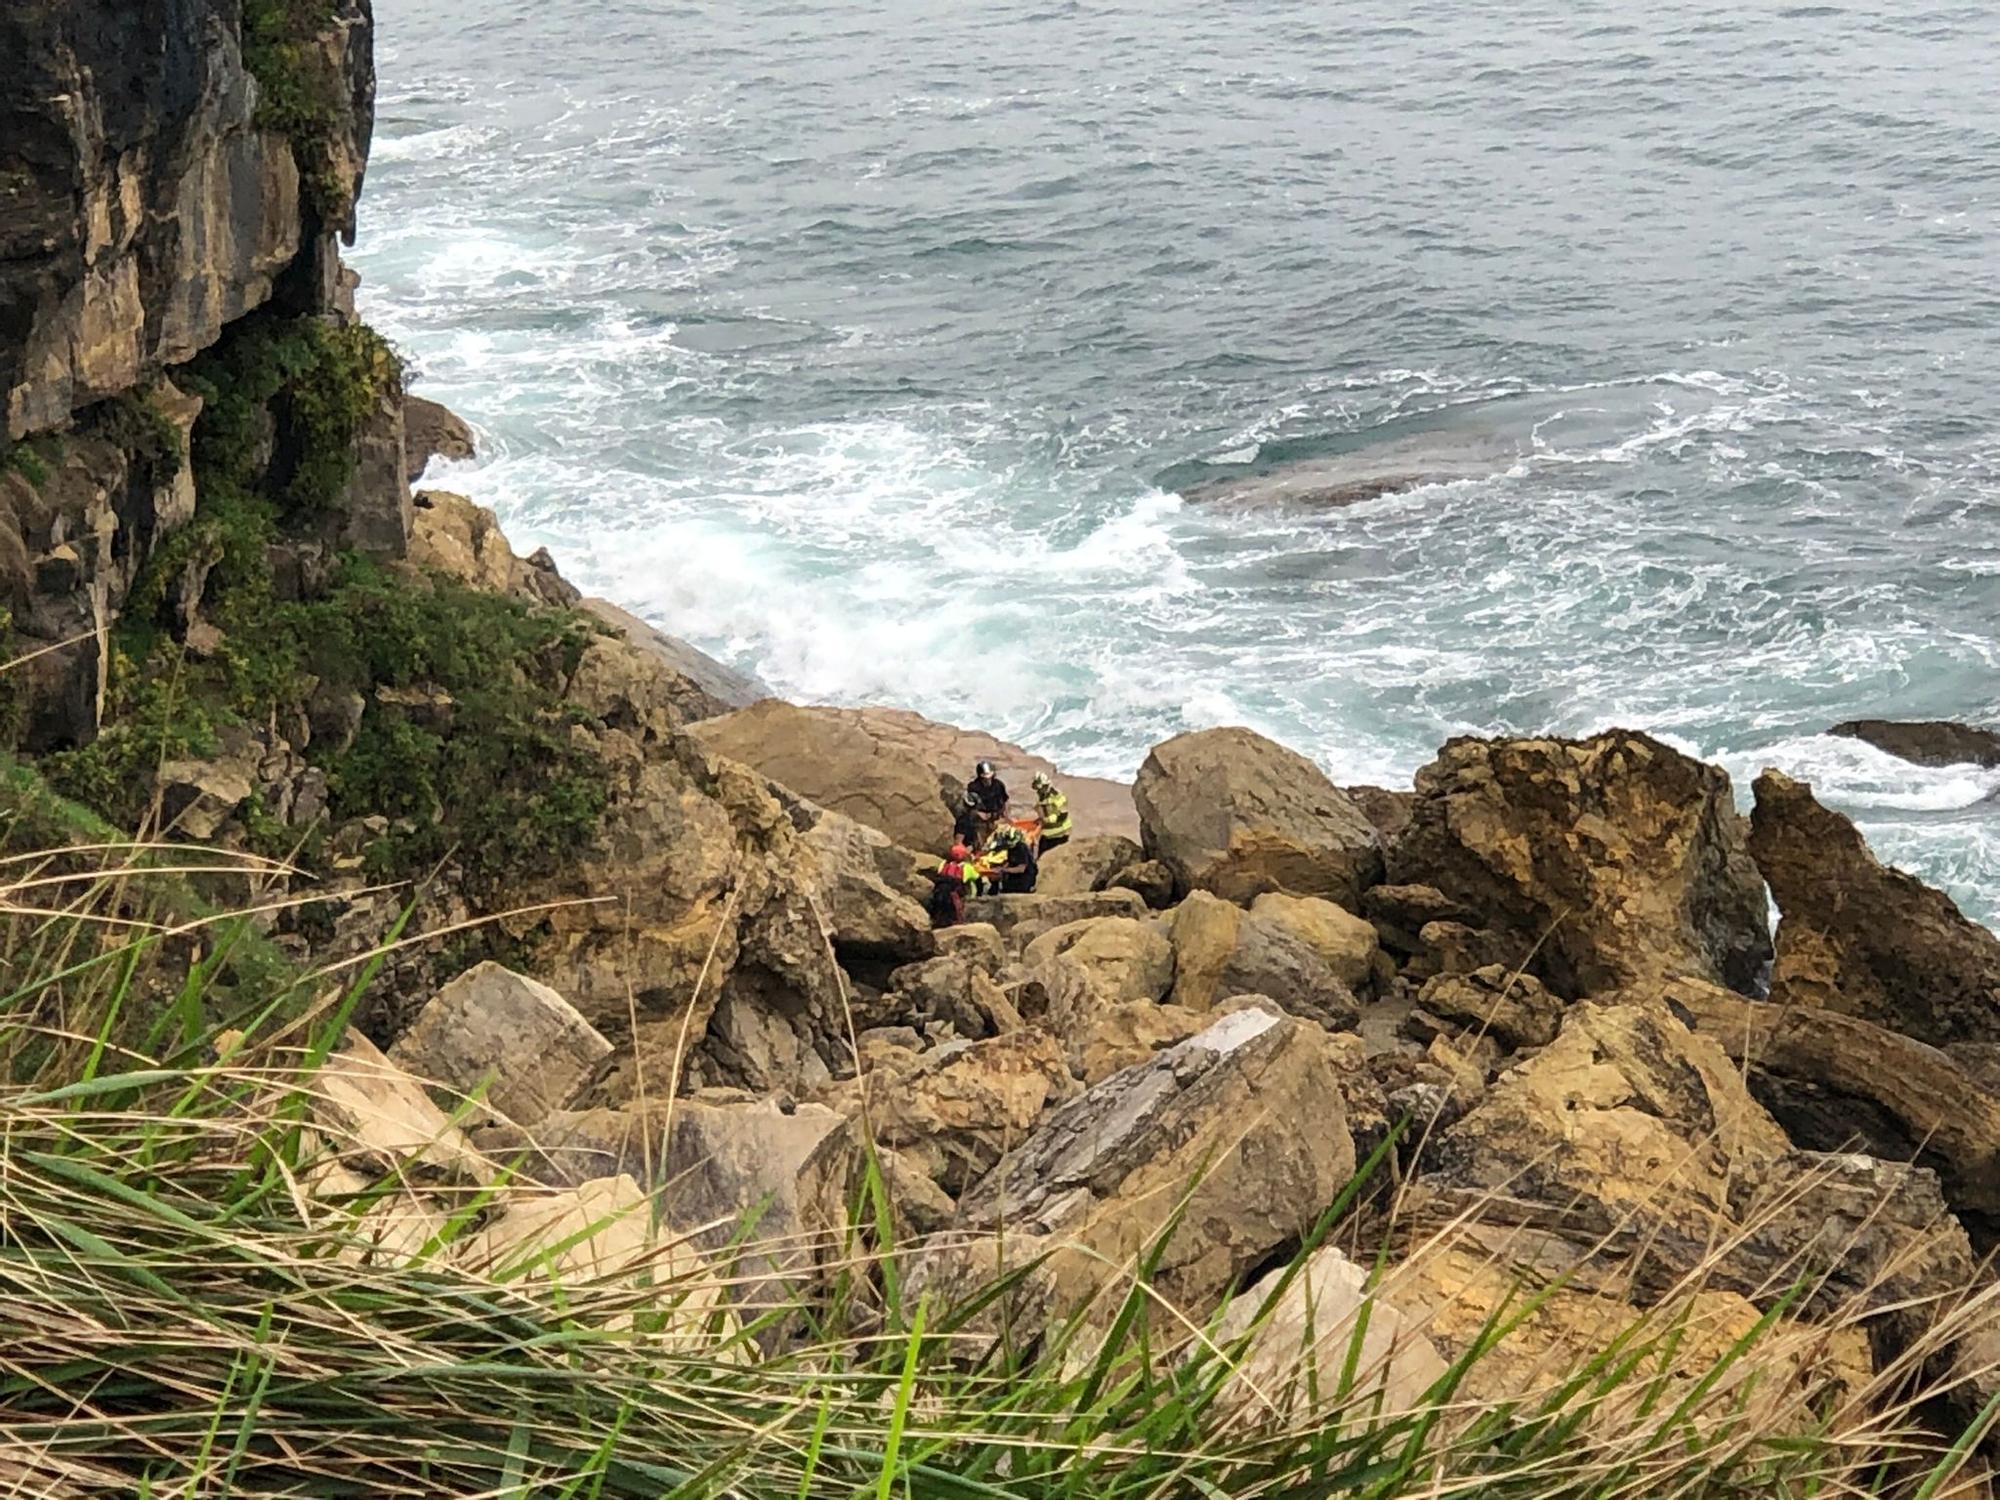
left=1211, top=1245, right=1447, bottom=1422
left=1168, top=891, right=1360, bottom=1031
left=1410, top=920, right=1530, bottom=980
left=1414, top=966, right=1563, bottom=1051
left=155, top=731, right=260, bottom=840
left=1418, top=1000, right=1975, bottom=1327
left=403, top=393, right=475, bottom=480
left=1022, top=917, right=1174, bottom=1005
left=470, top=1096, right=857, bottom=1300
left=933, top=923, right=1007, bottom=971
left=1062, top=998, right=1212, bottom=1085
left=963, top=889, right=1148, bottom=939
left=1829, top=719, right=2000, bottom=769
left=1751, top=769, right=2000, bottom=1047
left=1359, top=884, right=1483, bottom=958
left=880, top=955, right=1022, bottom=1041
left=1249, top=892, right=1380, bottom=995
left=797, top=805, right=935, bottom=964
left=1134, top=727, right=1383, bottom=906
left=1035, top=835, right=1143, bottom=896
left=389, top=961, right=611, bottom=1127
left=311, top=1031, right=493, bottom=1188
left=1391, top=731, right=1770, bottom=997
left=692, top=701, right=1136, bottom=851
left=1110, top=859, right=1176, bottom=909
left=1670, top=978, right=2000, bottom=1216
left=923, top=1009, right=1357, bottom=1331
left=458, top=1173, right=663, bottom=1283
left=870, top=1031, right=1074, bottom=1192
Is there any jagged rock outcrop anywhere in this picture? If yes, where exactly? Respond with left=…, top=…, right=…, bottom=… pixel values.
left=1829, top=718, right=2000, bottom=769
left=1416, top=1000, right=1975, bottom=1331
left=403, top=393, right=475, bottom=480
left=503, top=735, right=852, bottom=1101
left=408, top=490, right=576, bottom=606
left=693, top=701, right=1138, bottom=851
left=1, top=0, right=372, bottom=439
left=578, top=596, right=765, bottom=718
left=1391, top=731, right=1770, bottom=997
left=1670, top=978, right=2000, bottom=1216
left=1135, top=727, right=1383, bottom=906
left=407, top=490, right=760, bottom=733
left=1752, top=769, right=2000, bottom=1047
left=917, top=1008, right=1356, bottom=1334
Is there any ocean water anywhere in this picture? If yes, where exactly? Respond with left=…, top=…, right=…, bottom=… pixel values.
left=350, top=0, right=2000, bottom=920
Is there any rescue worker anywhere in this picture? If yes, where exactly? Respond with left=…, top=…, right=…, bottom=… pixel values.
left=1032, top=772, right=1072, bottom=851
left=988, top=821, right=1038, bottom=894
left=952, top=789, right=987, bottom=850
left=927, top=843, right=978, bottom=928
left=967, top=760, right=1009, bottom=819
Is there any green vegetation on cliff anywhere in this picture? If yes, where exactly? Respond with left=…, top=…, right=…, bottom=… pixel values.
left=239, top=0, right=347, bottom=217
left=41, top=313, right=610, bottom=896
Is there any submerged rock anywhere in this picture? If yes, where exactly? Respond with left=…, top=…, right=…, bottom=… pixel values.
left=1828, top=718, right=2000, bottom=769
left=1752, top=769, right=2000, bottom=1047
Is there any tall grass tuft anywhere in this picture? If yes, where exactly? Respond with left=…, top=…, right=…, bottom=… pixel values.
left=0, top=810, right=1995, bottom=1496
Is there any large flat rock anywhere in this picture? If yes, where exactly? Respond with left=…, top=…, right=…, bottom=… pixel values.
left=692, top=701, right=1136, bottom=851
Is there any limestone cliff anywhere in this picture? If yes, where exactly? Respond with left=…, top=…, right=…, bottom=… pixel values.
left=1, top=0, right=393, bottom=749
left=0, top=0, right=373, bottom=441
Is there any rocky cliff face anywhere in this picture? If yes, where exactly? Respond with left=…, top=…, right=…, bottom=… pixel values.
left=1, top=0, right=392, bottom=749
left=0, top=0, right=372, bottom=441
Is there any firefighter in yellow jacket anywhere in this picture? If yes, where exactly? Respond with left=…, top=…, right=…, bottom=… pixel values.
left=1032, top=773, right=1072, bottom=851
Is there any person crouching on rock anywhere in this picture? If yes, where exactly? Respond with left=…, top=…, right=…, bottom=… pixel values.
left=928, top=843, right=978, bottom=927
left=1032, top=772, right=1071, bottom=851
left=954, top=789, right=988, bottom=851
left=988, top=822, right=1038, bottom=894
